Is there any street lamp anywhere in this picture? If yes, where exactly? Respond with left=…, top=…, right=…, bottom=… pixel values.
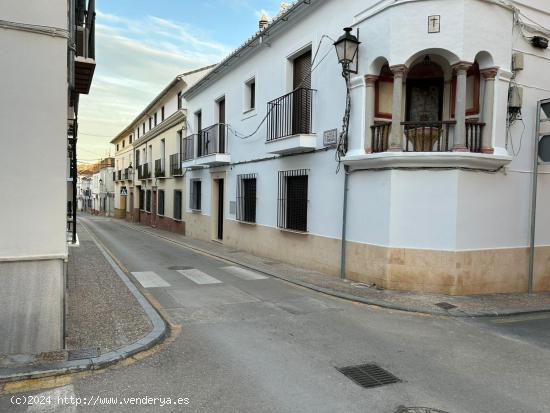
left=334, top=27, right=360, bottom=75
left=333, top=27, right=361, bottom=158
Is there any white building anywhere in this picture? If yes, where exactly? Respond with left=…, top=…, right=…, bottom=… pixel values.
left=0, top=0, right=96, bottom=353
left=91, top=159, right=114, bottom=216
left=168, top=0, right=550, bottom=295
left=111, top=66, right=214, bottom=231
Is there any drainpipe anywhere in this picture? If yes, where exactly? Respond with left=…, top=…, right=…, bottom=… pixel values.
left=340, top=165, right=350, bottom=279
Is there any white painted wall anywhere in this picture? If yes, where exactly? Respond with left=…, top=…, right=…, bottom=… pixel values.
left=181, top=0, right=550, bottom=252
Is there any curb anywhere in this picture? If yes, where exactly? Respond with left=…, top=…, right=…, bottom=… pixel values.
left=118, top=220, right=550, bottom=319
left=0, top=221, right=168, bottom=383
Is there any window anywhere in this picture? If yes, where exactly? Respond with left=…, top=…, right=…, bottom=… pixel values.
left=277, top=169, right=308, bottom=232
left=129, top=134, right=133, bottom=144
left=146, top=190, right=151, bottom=212
left=190, top=180, right=201, bottom=210
left=116, top=144, right=119, bottom=151
left=236, top=174, right=257, bottom=223
left=137, top=128, right=140, bottom=138
left=139, top=189, right=145, bottom=210
left=158, top=190, right=165, bottom=215
left=174, top=190, right=182, bottom=220
left=177, top=92, right=182, bottom=110
left=154, top=112, right=158, bottom=126
left=161, top=106, right=165, bottom=121
left=142, top=123, right=145, bottom=134
left=149, top=117, right=152, bottom=130
left=122, top=140, right=125, bottom=148
left=245, top=78, right=256, bottom=111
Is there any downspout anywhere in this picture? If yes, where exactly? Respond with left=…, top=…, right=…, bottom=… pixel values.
left=340, top=165, right=350, bottom=279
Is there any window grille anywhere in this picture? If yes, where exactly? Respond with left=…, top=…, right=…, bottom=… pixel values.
left=173, top=190, right=182, bottom=220
left=158, top=190, right=165, bottom=216
left=277, top=169, right=308, bottom=232
left=146, top=190, right=151, bottom=212
left=236, top=174, right=257, bottom=223
left=190, top=180, right=202, bottom=210
left=139, top=189, right=145, bottom=210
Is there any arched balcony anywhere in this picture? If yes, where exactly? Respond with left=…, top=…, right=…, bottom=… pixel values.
left=363, top=49, right=500, bottom=158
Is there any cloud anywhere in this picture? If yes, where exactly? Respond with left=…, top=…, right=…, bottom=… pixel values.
left=77, top=11, right=231, bottom=157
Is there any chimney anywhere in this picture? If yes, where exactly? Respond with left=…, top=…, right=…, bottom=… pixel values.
left=259, top=13, right=269, bottom=30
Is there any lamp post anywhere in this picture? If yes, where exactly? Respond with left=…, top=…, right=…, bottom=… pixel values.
left=334, top=27, right=360, bottom=281
left=333, top=27, right=360, bottom=157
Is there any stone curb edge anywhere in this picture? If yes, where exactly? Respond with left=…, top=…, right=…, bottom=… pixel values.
left=0, top=221, right=168, bottom=383
left=120, top=221, right=550, bottom=319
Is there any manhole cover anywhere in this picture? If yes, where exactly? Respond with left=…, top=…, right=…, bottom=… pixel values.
left=337, top=363, right=400, bottom=389
left=395, top=407, right=450, bottom=413
left=435, top=302, right=457, bottom=310
left=167, top=265, right=193, bottom=270
left=68, top=348, right=100, bottom=361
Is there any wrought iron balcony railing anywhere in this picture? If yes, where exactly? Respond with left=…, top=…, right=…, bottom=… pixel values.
left=170, top=153, right=183, bottom=176
left=197, top=124, right=229, bottom=157
left=137, top=163, right=151, bottom=179
left=154, top=158, right=165, bottom=177
left=267, top=88, right=314, bottom=141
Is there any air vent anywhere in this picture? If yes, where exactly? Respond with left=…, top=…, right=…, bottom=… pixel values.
left=337, top=363, right=400, bottom=389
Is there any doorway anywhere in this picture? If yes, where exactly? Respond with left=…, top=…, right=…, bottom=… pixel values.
left=217, top=179, right=224, bottom=240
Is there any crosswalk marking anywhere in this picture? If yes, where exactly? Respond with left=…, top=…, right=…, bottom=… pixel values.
left=131, top=271, right=170, bottom=288
left=177, top=269, right=222, bottom=285
left=222, top=266, right=267, bottom=280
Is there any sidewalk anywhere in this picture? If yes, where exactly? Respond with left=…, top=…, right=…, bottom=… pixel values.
left=0, top=223, right=166, bottom=382
left=118, top=219, right=550, bottom=317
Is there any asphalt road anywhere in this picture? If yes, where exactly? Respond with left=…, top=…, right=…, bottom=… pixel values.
left=1, top=216, right=550, bottom=413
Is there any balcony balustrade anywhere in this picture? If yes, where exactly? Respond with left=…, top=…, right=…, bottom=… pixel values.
left=169, top=153, right=183, bottom=176
left=155, top=158, right=165, bottom=178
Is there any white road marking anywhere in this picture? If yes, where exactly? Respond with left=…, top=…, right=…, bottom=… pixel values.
left=177, top=269, right=222, bottom=285
left=27, top=384, right=76, bottom=412
left=131, top=271, right=170, bottom=288
left=222, top=266, right=267, bottom=280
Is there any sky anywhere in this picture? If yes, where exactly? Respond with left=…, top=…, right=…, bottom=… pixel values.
left=77, top=0, right=284, bottom=164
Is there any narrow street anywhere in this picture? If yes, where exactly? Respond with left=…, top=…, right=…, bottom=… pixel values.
left=1, top=216, right=549, bottom=413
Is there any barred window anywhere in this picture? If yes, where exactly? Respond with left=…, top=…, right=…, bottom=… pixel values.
left=190, top=180, right=202, bottom=210
left=174, top=190, right=182, bottom=220
left=139, top=189, right=145, bottom=210
left=277, top=169, right=308, bottom=232
left=146, top=190, right=151, bottom=212
left=236, top=174, right=257, bottom=223
left=158, top=190, right=165, bottom=216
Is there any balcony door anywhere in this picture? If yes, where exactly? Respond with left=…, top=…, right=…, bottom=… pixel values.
left=218, top=98, right=225, bottom=153
left=292, top=50, right=311, bottom=135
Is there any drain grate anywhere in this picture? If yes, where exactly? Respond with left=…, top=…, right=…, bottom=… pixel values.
left=167, top=265, right=193, bottom=271
left=337, top=363, right=400, bottom=389
left=435, top=302, right=457, bottom=310
left=395, top=407, right=450, bottom=413
left=67, top=348, right=100, bottom=361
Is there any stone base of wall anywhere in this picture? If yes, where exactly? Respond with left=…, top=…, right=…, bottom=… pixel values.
left=156, top=216, right=185, bottom=235
left=222, top=219, right=550, bottom=295
left=139, top=211, right=152, bottom=226
left=0, top=259, right=64, bottom=354
left=114, top=208, right=126, bottom=219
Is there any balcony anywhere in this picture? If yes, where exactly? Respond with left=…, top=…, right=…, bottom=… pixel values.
left=183, top=125, right=231, bottom=167
left=124, top=167, right=130, bottom=180
left=117, top=170, right=122, bottom=181
left=74, top=0, right=96, bottom=94
left=266, top=88, right=316, bottom=154
left=170, top=153, right=183, bottom=176
left=370, top=120, right=484, bottom=153
left=155, top=158, right=165, bottom=178
left=137, top=163, right=151, bottom=180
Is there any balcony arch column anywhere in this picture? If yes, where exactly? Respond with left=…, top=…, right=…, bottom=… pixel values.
left=364, top=74, right=378, bottom=153
left=480, top=67, right=498, bottom=154
left=451, top=61, right=473, bottom=152
left=388, top=64, right=407, bottom=151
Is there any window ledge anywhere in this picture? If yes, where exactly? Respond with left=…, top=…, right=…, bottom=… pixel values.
left=342, top=151, right=512, bottom=171
left=237, top=219, right=256, bottom=226
left=278, top=227, right=309, bottom=235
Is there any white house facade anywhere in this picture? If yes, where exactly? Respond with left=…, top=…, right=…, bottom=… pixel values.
left=0, top=0, right=96, bottom=353
left=170, top=0, right=550, bottom=295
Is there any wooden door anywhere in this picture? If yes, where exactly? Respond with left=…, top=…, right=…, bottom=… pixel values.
left=292, top=51, right=312, bottom=135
